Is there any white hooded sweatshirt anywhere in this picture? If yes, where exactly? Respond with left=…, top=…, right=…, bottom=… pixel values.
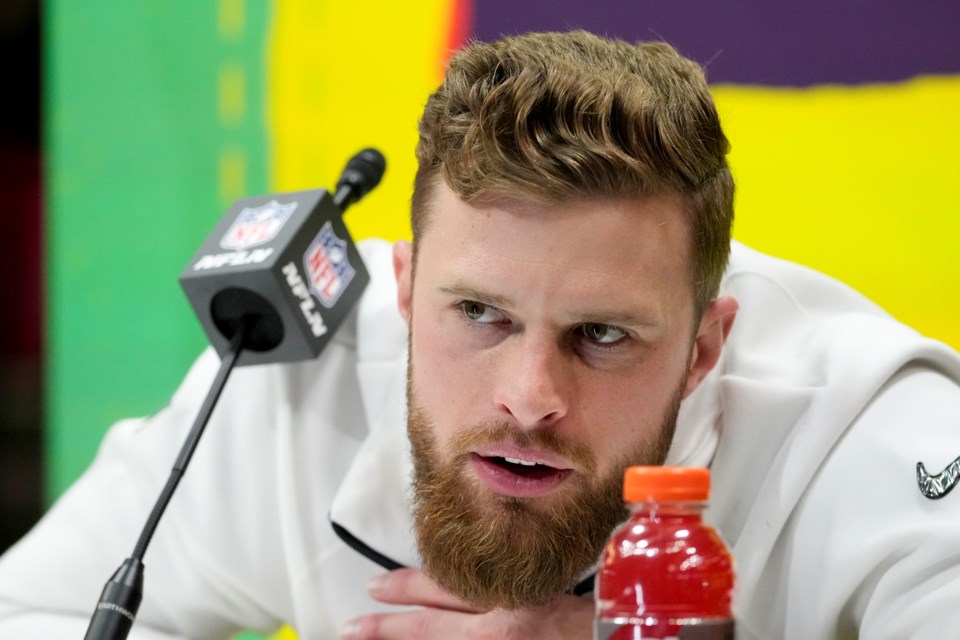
left=1, top=240, right=959, bottom=639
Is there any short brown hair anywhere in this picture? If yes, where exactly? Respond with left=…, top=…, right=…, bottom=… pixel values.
left=413, top=30, right=734, bottom=318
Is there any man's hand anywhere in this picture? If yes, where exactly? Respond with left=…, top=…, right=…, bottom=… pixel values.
left=339, top=568, right=593, bottom=639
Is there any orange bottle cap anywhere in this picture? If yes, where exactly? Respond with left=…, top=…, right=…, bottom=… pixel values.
left=623, top=466, right=711, bottom=502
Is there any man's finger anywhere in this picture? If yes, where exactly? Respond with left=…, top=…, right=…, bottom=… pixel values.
left=340, top=597, right=594, bottom=640
left=366, top=568, right=486, bottom=613
left=341, top=607, right=471, bottom=640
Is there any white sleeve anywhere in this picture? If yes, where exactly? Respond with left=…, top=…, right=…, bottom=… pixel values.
left=0, top=348, right=291, bottom=639
left=780, top=365, right=960, bottom=639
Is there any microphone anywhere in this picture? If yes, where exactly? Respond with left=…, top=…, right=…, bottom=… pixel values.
left=179, top=147, right=386, bottom=366
left=84, top=148, right=385, bottom=639
left=333, top=147, right=387, bottom=209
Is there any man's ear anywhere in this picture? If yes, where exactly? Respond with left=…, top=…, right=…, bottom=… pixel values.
left=683, top=296, right=738, bottom=398
left=393, top=240, right=414, bottom=324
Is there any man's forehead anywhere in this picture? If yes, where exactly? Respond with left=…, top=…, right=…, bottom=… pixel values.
left=413, top=182, right=694, bottom=323
left=423, top=180, right=686, bottom=228
left=413, top=182, right=692, bottom=281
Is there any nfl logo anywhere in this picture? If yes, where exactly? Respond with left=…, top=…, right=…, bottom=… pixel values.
left=304, top=221, right=356, bottom=308
left=220, top=200, right=298, bottom=251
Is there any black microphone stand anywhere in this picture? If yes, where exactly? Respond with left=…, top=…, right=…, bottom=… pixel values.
left=83, top=147, right=385, bottom=639
left=83, top=321, right=249, bottom=640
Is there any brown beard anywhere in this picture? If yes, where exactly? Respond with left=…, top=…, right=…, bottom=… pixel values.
left=407, top=364, right=683, bottom=610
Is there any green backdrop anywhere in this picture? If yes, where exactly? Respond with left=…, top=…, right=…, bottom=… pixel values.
left=46, top=1, right=270, bottom=498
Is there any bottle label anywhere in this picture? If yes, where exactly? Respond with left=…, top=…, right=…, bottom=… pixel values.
left=595, top=618, right=734, bottom=640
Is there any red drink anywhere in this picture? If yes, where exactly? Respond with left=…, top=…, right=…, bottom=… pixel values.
left=595, top=467, right=735, bottom=639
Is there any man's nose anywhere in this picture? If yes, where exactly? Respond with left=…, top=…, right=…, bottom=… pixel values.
left=492, top=335, right=570, bottom=428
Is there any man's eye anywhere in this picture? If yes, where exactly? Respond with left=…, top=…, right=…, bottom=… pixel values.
left=460, top=301, right=505, bottom=324
left=580, top=323, right=627, bottom=345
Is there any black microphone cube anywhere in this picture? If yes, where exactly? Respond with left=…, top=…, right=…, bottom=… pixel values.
left=179, top=189, right=369, bottom=366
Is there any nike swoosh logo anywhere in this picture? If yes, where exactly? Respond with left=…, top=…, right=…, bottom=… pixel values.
left=917, top=457, right=960, bottom=499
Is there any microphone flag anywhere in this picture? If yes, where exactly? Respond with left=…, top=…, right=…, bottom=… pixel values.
left=179, top=188, right=369, bottom=367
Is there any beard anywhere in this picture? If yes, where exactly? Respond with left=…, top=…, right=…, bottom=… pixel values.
left=407, top=361, right=684, bottom=610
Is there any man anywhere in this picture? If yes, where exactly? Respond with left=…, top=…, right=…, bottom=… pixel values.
left=2, top=30, right=960, bottom=640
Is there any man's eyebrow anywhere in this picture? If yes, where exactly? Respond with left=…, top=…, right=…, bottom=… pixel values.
left=438, top=284, right=661, bottom=328
left=438, top=285, right=513, bottom=309
left=577, top=310, right=662, bottom=329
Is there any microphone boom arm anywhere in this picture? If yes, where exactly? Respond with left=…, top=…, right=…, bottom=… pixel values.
left=84, top=322, right=248, bottom=640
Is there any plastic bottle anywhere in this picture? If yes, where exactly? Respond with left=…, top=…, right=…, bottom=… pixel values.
left=594, top=466, right=735, bottom=640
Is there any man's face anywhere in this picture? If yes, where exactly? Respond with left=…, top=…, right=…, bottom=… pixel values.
left=394, top=183, right=709, bottom=608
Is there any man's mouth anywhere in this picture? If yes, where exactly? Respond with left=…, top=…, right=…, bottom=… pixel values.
left=469, top=451, right=573, bottom=498
left=487, top=455, right=560, bottom=478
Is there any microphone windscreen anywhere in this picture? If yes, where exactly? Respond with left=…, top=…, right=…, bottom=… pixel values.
left=336, top=148, right=387, bottom=201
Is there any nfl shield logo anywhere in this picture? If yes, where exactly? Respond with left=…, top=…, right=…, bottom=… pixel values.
left=304, top=221, right=356, bottom=308
left=220, top=200, right=298, bottom=250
